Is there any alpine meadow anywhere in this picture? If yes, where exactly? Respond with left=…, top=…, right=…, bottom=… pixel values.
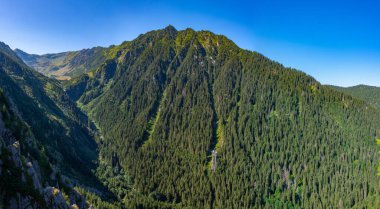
left=1, top=1, right=380, bottom=208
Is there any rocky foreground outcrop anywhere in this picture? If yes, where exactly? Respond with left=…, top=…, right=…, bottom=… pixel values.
left=0, top=112, right=93, bottom=209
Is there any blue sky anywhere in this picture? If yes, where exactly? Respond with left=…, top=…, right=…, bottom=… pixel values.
left=0, top=0, right=379, bottom=87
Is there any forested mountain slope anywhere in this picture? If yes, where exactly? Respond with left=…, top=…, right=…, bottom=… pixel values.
left=0, top=88, right=95, bottom=208
left=15, top=47, right=107, bottom=80
left=328, top=84, right=380, bottom=109
left=64, top=26, right=380, bottom=208
left=0, top=43, right=98, bottom=179
left=0, top=42, right=117, bottom=208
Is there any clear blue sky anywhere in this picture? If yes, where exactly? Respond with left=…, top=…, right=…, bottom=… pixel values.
left=0, top=0, right=379, bottom=87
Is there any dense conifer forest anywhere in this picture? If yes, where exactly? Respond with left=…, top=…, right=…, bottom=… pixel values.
left=64, top=26, right=380, bottom=208
left=1, top=26, right=380, bottom=208
left=329, top=85, right=380, bottom=109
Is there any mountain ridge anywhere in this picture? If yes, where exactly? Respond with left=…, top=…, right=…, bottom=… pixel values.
left=14, top=46, right=107, bottom=80
left=327, top=84, right=380, bottom=109
left=2, top=26, right=380, bottom=208
left=63, top=26, right=380, bottom=208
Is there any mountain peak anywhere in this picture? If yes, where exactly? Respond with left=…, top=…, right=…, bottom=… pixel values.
left=0, top=41, right=10, bottom=49
left=0, top=41, right=13, bottom=55
left=0, top=41, right=24, bottom=63
left=164, top=25, right=177, bottom=32
left=14, top=48, right=26, bottom=53
left=13, top=48, right=30, bottom=56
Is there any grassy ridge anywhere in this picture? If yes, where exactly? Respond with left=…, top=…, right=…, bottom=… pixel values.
left=328, top=84, right=380, bottom=109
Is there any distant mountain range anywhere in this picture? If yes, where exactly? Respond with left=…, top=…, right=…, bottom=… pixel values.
left=1, top=26, right=380, bottom=208
left=14, top=47, right=107, bottom=80
left=328, top=84, right=380, bottom=109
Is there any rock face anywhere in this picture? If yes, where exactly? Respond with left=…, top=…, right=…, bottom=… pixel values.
left=43, top=187, right=70, bottom=209
left=0, top=106, right=90, bottom=209
left=0, top=46, right=97, bottom=209
left=69, top=190, right=87, bottom=209
left=25, top=160, right=42, bottom=191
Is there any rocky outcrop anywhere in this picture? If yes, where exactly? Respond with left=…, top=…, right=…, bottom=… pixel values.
left=25, top=160, right=42, bottom=191
left=43, top=187, right=70, bottom=209
left=0, top=114, right=91, bottom=209
left=69, top=190, right=87, bottom=209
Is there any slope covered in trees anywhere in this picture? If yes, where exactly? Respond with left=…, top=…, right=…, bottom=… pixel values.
left=0, top=43, right=99, bottom=180
left=63, top=26, right=380, bottom=208
left=328, top=84, right=380, bottom=109
left=0, top=87, right=96, bottom=208
left=0, top=42, right=126, bottom=208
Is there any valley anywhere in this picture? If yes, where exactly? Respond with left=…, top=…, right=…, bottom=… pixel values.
left=1, top=26, right=380, bottom=209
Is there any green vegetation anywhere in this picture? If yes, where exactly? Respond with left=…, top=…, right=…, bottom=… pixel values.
left=328, top=84, right=380, bottom=108
left=75, top=187, right=123, bottom=209
left=350, top=138, right=380, bottom=208
left=0, top=89, right=56, bottom=208
left=14, top=46, right=107, bottom=80
left=2, top=26, right=380, bottom=208
left=63, top=26, right=380, bottom=208
left=0, top=45, right=109, bottom=196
